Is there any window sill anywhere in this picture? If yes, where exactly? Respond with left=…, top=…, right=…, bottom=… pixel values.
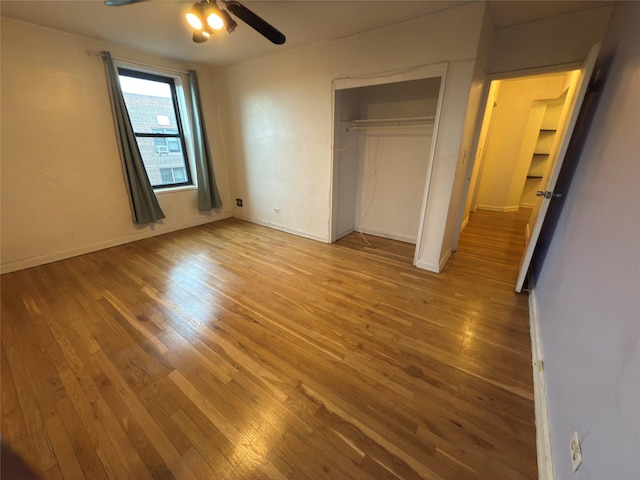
left=154, top=185, right=198, bottom=195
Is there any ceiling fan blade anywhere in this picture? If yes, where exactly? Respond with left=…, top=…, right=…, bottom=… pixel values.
left=104, top=0, right=146, bottom=6
left=225, top=1, right=286, bottom=45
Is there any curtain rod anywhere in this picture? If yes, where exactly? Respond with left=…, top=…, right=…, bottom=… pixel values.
left=89, top=50, right=191, bottom=76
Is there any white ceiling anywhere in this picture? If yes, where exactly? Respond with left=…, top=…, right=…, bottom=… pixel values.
left=0, top=0, right=612, bottom=67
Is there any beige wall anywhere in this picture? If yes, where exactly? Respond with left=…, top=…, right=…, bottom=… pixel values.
left=0, top=18, right=232, bottom=273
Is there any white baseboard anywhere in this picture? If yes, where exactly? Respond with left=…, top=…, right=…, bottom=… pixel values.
left=439, top=248, right=452, bottom=271
left=234, top=214, right=329, bottom=243
left=336, top=227, right=355, bottom=241
left=355, top=227, right=416, bottom=244
left=476, top=204, right=521, bottom=212
left=529, top=289, right=556, bottom=480
left=460, top=216, right=469, bottom=232
left=1, top=213, right=233, bottom=274
left=415, top=248, right=451, bottom=273
left=415, top=260, right=439, bottom=272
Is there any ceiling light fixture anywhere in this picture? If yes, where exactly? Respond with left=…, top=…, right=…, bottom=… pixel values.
left=186, top=0, right=237, bottom=43
left=107, top=0, right=285, bottom=45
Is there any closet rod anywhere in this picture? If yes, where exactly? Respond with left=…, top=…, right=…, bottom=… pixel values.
left=347, top=116, right=435, bottom=130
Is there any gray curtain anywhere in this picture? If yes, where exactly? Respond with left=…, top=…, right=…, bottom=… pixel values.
left=188, top=70, right=223, bottom=211
left=102, top=51, right=165, bottom=225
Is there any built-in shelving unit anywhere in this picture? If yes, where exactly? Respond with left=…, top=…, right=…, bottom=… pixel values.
left=522, top=100, right=564, bottom=202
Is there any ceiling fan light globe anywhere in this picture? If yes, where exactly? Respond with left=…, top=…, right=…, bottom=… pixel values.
left=206, top=13, right=225, bottom=30
left=186, top=12, right=203, bottom=30
left=185, top=2, right=204, bottom=30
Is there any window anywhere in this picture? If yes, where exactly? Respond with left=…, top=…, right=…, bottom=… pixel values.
left=150, top=128, right=182, bottom=154
left=167, top=137, right=181, bottom=153
left=160, top=167, right=188, bottom=184
left=118, top=68, right=192, bottom=188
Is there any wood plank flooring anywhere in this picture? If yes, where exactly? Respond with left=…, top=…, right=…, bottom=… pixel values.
left=1, top=210, right=536, bottom=479
left=335, top=232, right=416, bottom=264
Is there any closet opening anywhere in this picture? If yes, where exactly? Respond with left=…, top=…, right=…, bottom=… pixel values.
left=329, top=64, right=446, bottom=265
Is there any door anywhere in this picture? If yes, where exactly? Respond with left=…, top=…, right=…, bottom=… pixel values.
left=515, top=44, right=601, bottom=292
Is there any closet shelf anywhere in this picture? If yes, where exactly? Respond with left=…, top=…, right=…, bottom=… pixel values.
left=347, top=116, right=435, bottom=129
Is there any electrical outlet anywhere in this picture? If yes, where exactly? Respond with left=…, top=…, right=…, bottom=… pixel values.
left=273, top=207, right=280, bottom=213
left=570, top=431, right=583, bottom=472
left=235, top=198, right=243, bottom=207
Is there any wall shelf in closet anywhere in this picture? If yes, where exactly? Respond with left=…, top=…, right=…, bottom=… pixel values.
left=528, top=154, right=549, bottom=177
left=347, top=116, right=435, bottom=130
left=534, top=130, right=556, bottom=154
left=521, top=98, right=563, bottom=206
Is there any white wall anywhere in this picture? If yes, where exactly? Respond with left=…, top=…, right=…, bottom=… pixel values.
left=462, top=81, right=499, bottom=224
left=442, top=3, right=492, bottom=255
left=356, top=79, right=440, bottom=120
left=489, top=6, right=613, bottom=74
left=533, top=2, right=640, bottom=478
left=220, top=2, right=486, bottom=268
left=0, top=18, right=232, bottom=273
left=332, top=88, right=360, bottom=239
left=442, top=58, right=486, bottom=255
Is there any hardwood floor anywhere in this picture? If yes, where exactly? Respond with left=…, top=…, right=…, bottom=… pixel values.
left=1, top=211, right=536, bottom=479
left=335, top=232, right=415, bottom=264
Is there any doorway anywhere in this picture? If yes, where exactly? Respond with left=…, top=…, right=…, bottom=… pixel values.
left=460, top=69, right=580, bottom=286
left=456, top=44, right=599, bottom=292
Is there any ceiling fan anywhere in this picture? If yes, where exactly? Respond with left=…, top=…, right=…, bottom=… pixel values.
left=104, top=0, right=286, bottom=45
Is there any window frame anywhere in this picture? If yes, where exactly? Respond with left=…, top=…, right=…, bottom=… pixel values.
left=117, top=67, right=194, bottom=190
